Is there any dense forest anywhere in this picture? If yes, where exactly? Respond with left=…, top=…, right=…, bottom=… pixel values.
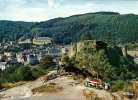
left=0, top=11, right=138, bottom=45
left=0, top=21, right=35, bottom=42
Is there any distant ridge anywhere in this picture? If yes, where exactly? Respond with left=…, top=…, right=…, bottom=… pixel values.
left=0, top=11, right=138, bottom=45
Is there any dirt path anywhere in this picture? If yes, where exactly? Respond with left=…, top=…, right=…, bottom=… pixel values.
left=112, top=92, right=122, bottom=100
left=0, top=70, right=114, bottom=100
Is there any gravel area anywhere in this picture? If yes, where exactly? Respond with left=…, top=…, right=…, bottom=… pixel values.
left=0, top=70, right=114, bottom=100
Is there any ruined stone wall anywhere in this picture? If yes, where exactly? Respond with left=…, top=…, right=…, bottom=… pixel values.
left=69, top=40, right=98, bottom=58
left=69, top=43, right=77, bottom=58
left=77, top=41, right=84, bottom=53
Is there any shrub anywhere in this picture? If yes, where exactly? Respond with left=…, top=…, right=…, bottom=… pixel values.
left=31, top=67, right=45, bottom=79
left=16, top=65, right=32, bottom=81
left=110, top=80, right=130, bottom=92
left=83, top=89, right=102, bottom=100
left=32, top=83, right=63, bottom=93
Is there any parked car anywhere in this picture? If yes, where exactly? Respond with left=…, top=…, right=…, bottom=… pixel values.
left=123, top=92, right=133, bottom=99
left=85, top=78, right=100, bottom=87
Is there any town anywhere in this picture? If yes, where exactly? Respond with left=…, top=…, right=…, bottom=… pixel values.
left=0, top=37, right=65, bottom=70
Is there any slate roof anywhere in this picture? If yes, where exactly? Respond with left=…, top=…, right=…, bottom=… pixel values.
left=49, top=48, right=61, bottom=53
left=35, top=37, right=51, bottom=40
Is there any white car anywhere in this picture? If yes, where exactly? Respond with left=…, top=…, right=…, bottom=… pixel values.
left=123, top=92, right=133, bottom=96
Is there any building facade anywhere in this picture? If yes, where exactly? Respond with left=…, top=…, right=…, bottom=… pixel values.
left=33, top=37, right=52, bottom=45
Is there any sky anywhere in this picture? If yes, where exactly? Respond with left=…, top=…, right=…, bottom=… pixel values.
left=0, top=0, right=138, bottom=22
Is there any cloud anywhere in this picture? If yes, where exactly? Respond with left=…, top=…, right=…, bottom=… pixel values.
left=9, top=7, right=50, bottom=21
left=47, top=0, right=60, bottom=8
left=1, top=0, right=138, bottom=22
left=86, top=3, right=94, bottom=7
left=0, top=0, right=26, bottom=3
left=48, top=0, right=55, bottom=7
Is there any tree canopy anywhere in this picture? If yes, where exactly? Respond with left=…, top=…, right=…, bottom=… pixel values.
left=39, top=55, right=55, bottom=69
left=1, top=12, right=138, bottom=45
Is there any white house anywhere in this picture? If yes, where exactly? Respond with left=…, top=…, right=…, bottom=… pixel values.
left=0, top=62, right=10, bottom=70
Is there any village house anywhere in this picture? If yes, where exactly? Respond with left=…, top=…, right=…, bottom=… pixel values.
left=16, top=52, right=28, bottom=63
left=37, top=54, right=42, bottom=62
left=19, top=39, right=31, bottom=44
left=61, top=47, right=69, bottom=54
left=48, top=47, right=61, bottom=57
left=0, top=62, right=10, bottom=70
left=10, top=41, right=16, bottom=45
left=33, top=37, right=52, bottom=45
left=4, top=52, right=16, bottom=60
left=0, top=54, right=6, bottom=61
left=15, top=46, right=61, bottom=65
left=27, top=54, right=38, bottom=65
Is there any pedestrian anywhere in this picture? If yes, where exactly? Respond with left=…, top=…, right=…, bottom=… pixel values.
left=104, top=82, right=108, bottom=90
left=55, top=64, right=59, bottom=74
left=108, top=83, right=110, bottom=90
left=85, top=76, right=90, bottom=86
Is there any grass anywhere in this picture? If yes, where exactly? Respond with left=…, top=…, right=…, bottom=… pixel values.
left=121, top=83, right=138, bottom=99
left=32, top=82, right=63, bottom=93
left=83, top=89, right=103, bottom=100
left=1, top=81, right=27, bottom=91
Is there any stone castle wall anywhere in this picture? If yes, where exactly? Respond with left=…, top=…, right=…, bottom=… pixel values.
left=69, top=40, right=99, bottom=58
left=69, top=43, right=77, bottom=58
left=69, top=40, right=127, bottom=58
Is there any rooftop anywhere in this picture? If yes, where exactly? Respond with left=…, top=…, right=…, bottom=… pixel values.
left=34, top=37, right=51, bottom=40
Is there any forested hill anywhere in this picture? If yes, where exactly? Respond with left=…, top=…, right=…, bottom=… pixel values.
left=0, top=11, right=138, bottom=45
left=0, top=20, right=36, bottom=42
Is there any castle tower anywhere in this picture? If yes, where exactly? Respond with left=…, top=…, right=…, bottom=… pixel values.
left=69, top=43, right=77, bottom=58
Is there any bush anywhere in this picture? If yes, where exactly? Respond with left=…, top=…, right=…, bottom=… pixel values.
left=83, top=89, right=102, bottom=100
left=39, top=55, right=55, bottom=69
left=31, top=67, right=45, bottom=79
left=110, top=80, right=130, bottom=92
left=103, top=77, right=111, bottom=82
left=15, top=65, right=32, bottom=81
left=32, top=83, right=63, bottom=93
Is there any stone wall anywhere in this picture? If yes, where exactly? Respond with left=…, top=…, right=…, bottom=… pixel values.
left=69, top=43, right=77, bottom=58
left=69, top=40, right=127, bottom=58
left=69, top=40, right=107, bottom=58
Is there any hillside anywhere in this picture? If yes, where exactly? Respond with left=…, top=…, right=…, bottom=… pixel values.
left=68, top=40, right=138, bottom=81
left=0, top=20, right=35, bottom=42
left=0, top=11, right=138, bottom=45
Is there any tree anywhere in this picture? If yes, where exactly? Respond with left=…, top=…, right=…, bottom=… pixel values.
left=89, top=50, right=110, bottom=78
left=80, top=31, right=92, bottom=41
left=39, top=55, right=55, bottom=69
left=85, top=31, right=91, bottom=40
left=15, top=65, right=32, bottom=81
left=106, top=31, right=111, bottom=45
left=77, top=34, right=81, bottom=42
